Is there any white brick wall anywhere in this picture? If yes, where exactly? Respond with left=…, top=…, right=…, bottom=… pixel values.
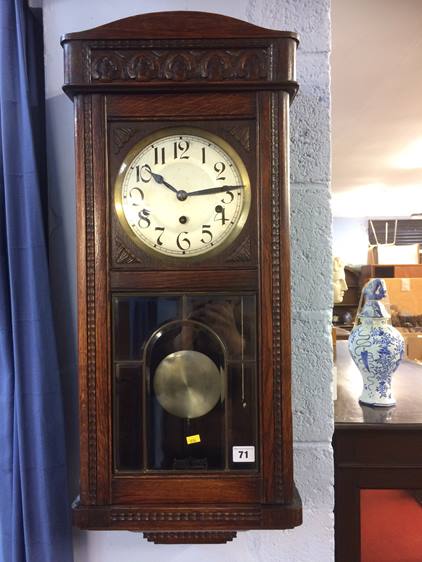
left=44, top=1, right=333, bottom=560
left=286, top=1, right=334, bottom=557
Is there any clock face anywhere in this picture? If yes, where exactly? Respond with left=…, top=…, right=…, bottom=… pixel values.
left=114, top=128, right=251, bottom=259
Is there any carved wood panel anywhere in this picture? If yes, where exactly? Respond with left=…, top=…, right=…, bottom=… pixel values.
left=83, top=96, right=97, bottom=503
left=110, top=510, right=259, bottom=523
left=270, top=92, right=284, bottom=501
left=112, top=127, right=137, bottom=154
left=90, top=47, right=269, bottom=83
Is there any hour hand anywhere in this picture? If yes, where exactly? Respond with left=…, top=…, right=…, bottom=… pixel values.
left=187, top=185, right=245, bottom=197
left=144, top=165, right=178, bottom=194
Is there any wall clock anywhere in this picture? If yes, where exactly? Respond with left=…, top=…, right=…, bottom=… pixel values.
left=114, top=127, right=251, bottom=259
left=62, top=11, right=301, bottom=544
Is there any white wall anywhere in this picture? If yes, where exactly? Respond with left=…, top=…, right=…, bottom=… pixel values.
left=43, top=1, right=333, bottom=561
left=333, top=217, right=369, bottom=265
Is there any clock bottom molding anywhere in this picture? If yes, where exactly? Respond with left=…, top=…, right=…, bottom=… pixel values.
left=143, top=531, right=237, bottom=544
left=71, top=491, right=302, bottom=543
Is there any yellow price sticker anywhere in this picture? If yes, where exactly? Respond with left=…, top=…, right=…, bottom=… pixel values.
left=186, top=434, right=201, bottom=445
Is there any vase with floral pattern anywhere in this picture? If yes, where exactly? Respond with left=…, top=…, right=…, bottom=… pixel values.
left=348, top=278, right=404, bottom=407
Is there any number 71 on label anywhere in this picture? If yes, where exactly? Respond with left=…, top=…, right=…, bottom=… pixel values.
left=232, top=446, right=255, bottom=463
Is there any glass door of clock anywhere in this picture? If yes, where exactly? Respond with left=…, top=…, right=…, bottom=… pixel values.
left=112, top=293, right=258, bottom=473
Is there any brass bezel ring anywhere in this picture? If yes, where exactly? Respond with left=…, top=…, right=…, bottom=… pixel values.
left=114, top=126, right=251, bottom=261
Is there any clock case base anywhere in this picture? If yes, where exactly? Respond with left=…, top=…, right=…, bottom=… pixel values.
left=72, top=488, right=302, bottom=544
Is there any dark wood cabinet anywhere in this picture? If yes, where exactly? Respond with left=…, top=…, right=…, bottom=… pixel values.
left=62, top=11, right=301, bottom=543
left=334, top=343, right=422, bottom=562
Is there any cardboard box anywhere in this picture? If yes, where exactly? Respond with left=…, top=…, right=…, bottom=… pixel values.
left=405, top=333, right=422, bottom=364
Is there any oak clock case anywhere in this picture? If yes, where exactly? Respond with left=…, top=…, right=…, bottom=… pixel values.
left=62, top=11, right=301, bottom=544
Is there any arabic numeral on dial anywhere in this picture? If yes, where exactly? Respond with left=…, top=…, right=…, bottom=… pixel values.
left=214, top=161, right=226, bottom=181
left=155, top=227, right=165, bottom=246
left=173, top=140, right=190, bottom=159
left=176, top=232, right=191, bottom=251
left=214, top=205, right=227, bottom=225
left=136, top=164, right=152, bottom=183
left=221, top=190, right=234, bottom=204
left=128, top=187, right=144, bottom=205
left=137, top=208, right=151, bottom=229
left=201, top=225, right=213, bottom=244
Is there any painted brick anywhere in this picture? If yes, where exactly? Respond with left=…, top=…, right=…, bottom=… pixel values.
left=248, top=510, right=334, bottom=562
left=246, top=0, right=330, bottom=53
left=290, top=184, right=332, bottom=311
left=290, top=85, right=331, bottom=183
left=291, top=311, right=334, bottom=441
left=294, top=443, right=334, bottom=509
left=297, top=51, right=330, bottom=88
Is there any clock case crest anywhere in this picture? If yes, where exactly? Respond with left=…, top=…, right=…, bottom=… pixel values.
left=62, top=11, right=301, bottom=544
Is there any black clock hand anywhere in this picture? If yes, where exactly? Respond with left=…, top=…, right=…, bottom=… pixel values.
left=145, top=165, right=179, bottom=194
left=187, top=185, right=245, bottom=197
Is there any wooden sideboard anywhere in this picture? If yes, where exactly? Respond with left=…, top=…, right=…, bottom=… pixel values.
left=334, top=342, right=422, bottom=562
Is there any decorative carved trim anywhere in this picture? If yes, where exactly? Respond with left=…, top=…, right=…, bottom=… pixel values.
left=271, top=92, right=283, bottom=501
left=112, top=127, right=137, bottom=154
left=143, top=531, right=237, bottom=544
left=84, top=97, right=97, bottom=502
left=226, top=124, right=251, bottom=151
left=81, top=44, right=90, bottom=84
left=110, top=510, right=258, bottom=522
left=87, top=38, right=270, bottom=48
left=90, top=48, right=268, bottom=83
left=226, top=236, right=252, bottom=263
left=115, top=239, right=141, bottom=264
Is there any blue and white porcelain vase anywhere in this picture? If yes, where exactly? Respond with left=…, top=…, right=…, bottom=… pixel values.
left=348, top=278, right=404, bottom=407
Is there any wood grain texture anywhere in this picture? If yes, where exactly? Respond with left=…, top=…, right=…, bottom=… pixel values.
left=61, top=13, right=299, bottom=97
left=72, top=494, right=302, bottom=532
left=81, top=95, right=97, bottom=504
left=277, top=91, right=294, bottom=503
left=61, top=11, right=299, bottom=41
left=257, top=91, right=276, bottom=503
left=111, top=475, right=260, bottom=505
left=74, top=95, right=91, bottom=504
left=109, top=269, right=258, bottom=292
left=92, top=95, right=111, bottom=504
left=107, top=92, right=255, bottom=118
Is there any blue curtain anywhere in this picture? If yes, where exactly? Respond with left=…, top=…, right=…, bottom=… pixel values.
left=0, top=1, right=74, bottom=561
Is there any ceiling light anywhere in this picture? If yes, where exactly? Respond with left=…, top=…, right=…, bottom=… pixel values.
left=393, top=138, right=422, bottom=170
left=332, top=184, right=422, bottom=218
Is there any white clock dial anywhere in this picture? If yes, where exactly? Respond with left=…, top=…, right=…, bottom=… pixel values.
left=115, top=128, right=251, bottom=258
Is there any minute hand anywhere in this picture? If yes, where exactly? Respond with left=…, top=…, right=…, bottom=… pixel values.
left=187, top=185, right=245, bottom=197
